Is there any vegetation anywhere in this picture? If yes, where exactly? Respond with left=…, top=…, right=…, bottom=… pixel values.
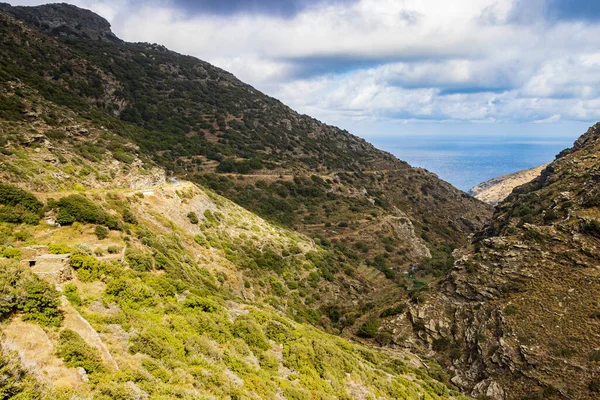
left=94, top=225, right=109, bottom=240
left=0, top=259, right=63, bottom=326
left=357, top=317, right=381, bottom=338
left=0, top=184, right=43, bottom=224
left=0, top=5, right=496, bottom=398
left=56, top=195, right=121, bottom=230
left=186, top=211, right=199, bottom=224
left=56, top=329, right=104, bottom=374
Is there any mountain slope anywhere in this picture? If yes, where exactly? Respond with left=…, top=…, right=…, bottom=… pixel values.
left=0, top=2, right=492, bottom=340
left=0, top=2, right=491, bottom=260
left=470, top=164, right=548, bottom=206
left=0, top=178, right=473, bottom=399
left=405, top=124, right=600, bottom=399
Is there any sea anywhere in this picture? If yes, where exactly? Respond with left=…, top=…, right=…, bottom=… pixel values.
left=369, top=135, right=578, bottom=192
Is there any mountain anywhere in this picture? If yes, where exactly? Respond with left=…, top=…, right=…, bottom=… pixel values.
left=401, top=124, right=600, bottom=399
left=470, top=164, right=548, bottom=205
left=0, top=2, right=491, bottom=334
left=0, top=2, right=496, bottom=398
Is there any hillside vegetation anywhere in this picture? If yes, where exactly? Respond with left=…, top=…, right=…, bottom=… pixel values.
left=0, top=179, right=473, bottom=399
left=0, top=3, right=496, bottom=399
left=0, top=2, right=491, bottom=273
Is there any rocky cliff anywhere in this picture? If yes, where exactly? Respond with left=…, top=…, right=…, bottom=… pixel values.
left=405, top=124, right=600, bottom=399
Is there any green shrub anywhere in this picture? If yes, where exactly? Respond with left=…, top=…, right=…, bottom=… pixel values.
left=582, top=220, right=600, bottom=238
left=265, top=320, right=293, bottom=343
left=57, top=195, right=102, bottom=225
left=187, top=211, right=199, bottom=224
left=70, top=253, right=109, bottom=282
left=380, top=304, right=406, bottom=318
left=0, top=206, right=24, bottom=224
left=129, top=327, right=184, bottom=360
left=183, top=296, right=218, bottom=313
left=64, top=283, right=82, bottom=306
left=1, top=248, right=22, bottom=260
left=56, top=195, right=122, bottom=231
left=0, top=260, right=63, bottom=326
left=112, top=149, right=135, bottom=164
left=56, top=329, right=104, bottom=374
left=95, top=225, right=109, bottom=240
left=125, top=247, right=153, bottom=271
left=0, top=184, right=43, bottom=213
left=0, top=349, right=43, bottom=399
left=107, top=245, right=120, bottom=254
left=232, top=317, right=269, bottom=350
left=122, top=208, right=137, bottom=224
left=357, top=317, right=380, bottom=338
left=48, top=244, right=75, bottom=254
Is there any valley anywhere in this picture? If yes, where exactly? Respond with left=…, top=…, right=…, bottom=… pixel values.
left=0, top=3, right=598, bottom=400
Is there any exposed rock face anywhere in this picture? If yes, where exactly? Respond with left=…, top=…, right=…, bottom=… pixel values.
left=0, top=2, right=119, bottom=41
left=470, top=164, right=549, bottom=206
left=408, top=123, right=600, bottom=399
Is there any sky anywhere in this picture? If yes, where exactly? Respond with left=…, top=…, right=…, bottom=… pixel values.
left=8, top=0, right=600, bottom=139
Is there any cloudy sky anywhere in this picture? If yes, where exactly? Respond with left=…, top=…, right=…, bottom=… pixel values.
left=10, top=0, right=600, bottom=138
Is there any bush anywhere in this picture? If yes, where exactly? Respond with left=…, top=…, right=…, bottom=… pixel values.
left=95, top=225, right=109, bottom=240
left=0, top=184, right=43, bottom=213
left=232, top=317, right=269, bottom=350
left=125, top=247, right=153, bottom=271
left=129, top=327, right=183, bottom=360
left=0, top=260, right=63, bottom=326
left=380, top=304, right=406, bottom=318
left=122, top=208, right=137, bottom=224
left=56, top=329, right=104, bottom=374
left=582, top=220, right=600, bottom=238
left=183, top=296, right=218, bottom=312
left=56, top=195, right=122, bottom=231
left=70, top=253, right=109, bottom=282
left=48, top=244, right=75, bottom=254
left=1, top=248, right=22, bottom=260
left=357, top=317, right=380, bottom=338
left=64, top=283, right=82, bottom=306
left=187, top=211, right=199, bottom=224
left=57, top=195, right=102, bottom=225
left=107, top=246, right=120, bottom=254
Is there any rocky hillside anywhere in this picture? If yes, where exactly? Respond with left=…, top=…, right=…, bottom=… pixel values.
left=470, top=164, right=548, bottom=206
left=0, top=2, right=493, bottom=342
left=402, top=124, right=600, bottom=399
left=0, top=3, right=491, bottom=270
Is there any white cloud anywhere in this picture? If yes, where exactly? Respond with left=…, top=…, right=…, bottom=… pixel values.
left=8, top=0, right=600, bottom=128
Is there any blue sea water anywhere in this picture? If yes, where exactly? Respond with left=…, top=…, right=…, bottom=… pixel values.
left=369, top=135, right=577, bottom=192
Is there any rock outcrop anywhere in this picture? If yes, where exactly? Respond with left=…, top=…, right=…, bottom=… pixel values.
left=408, top=124, right=600, bottom=399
